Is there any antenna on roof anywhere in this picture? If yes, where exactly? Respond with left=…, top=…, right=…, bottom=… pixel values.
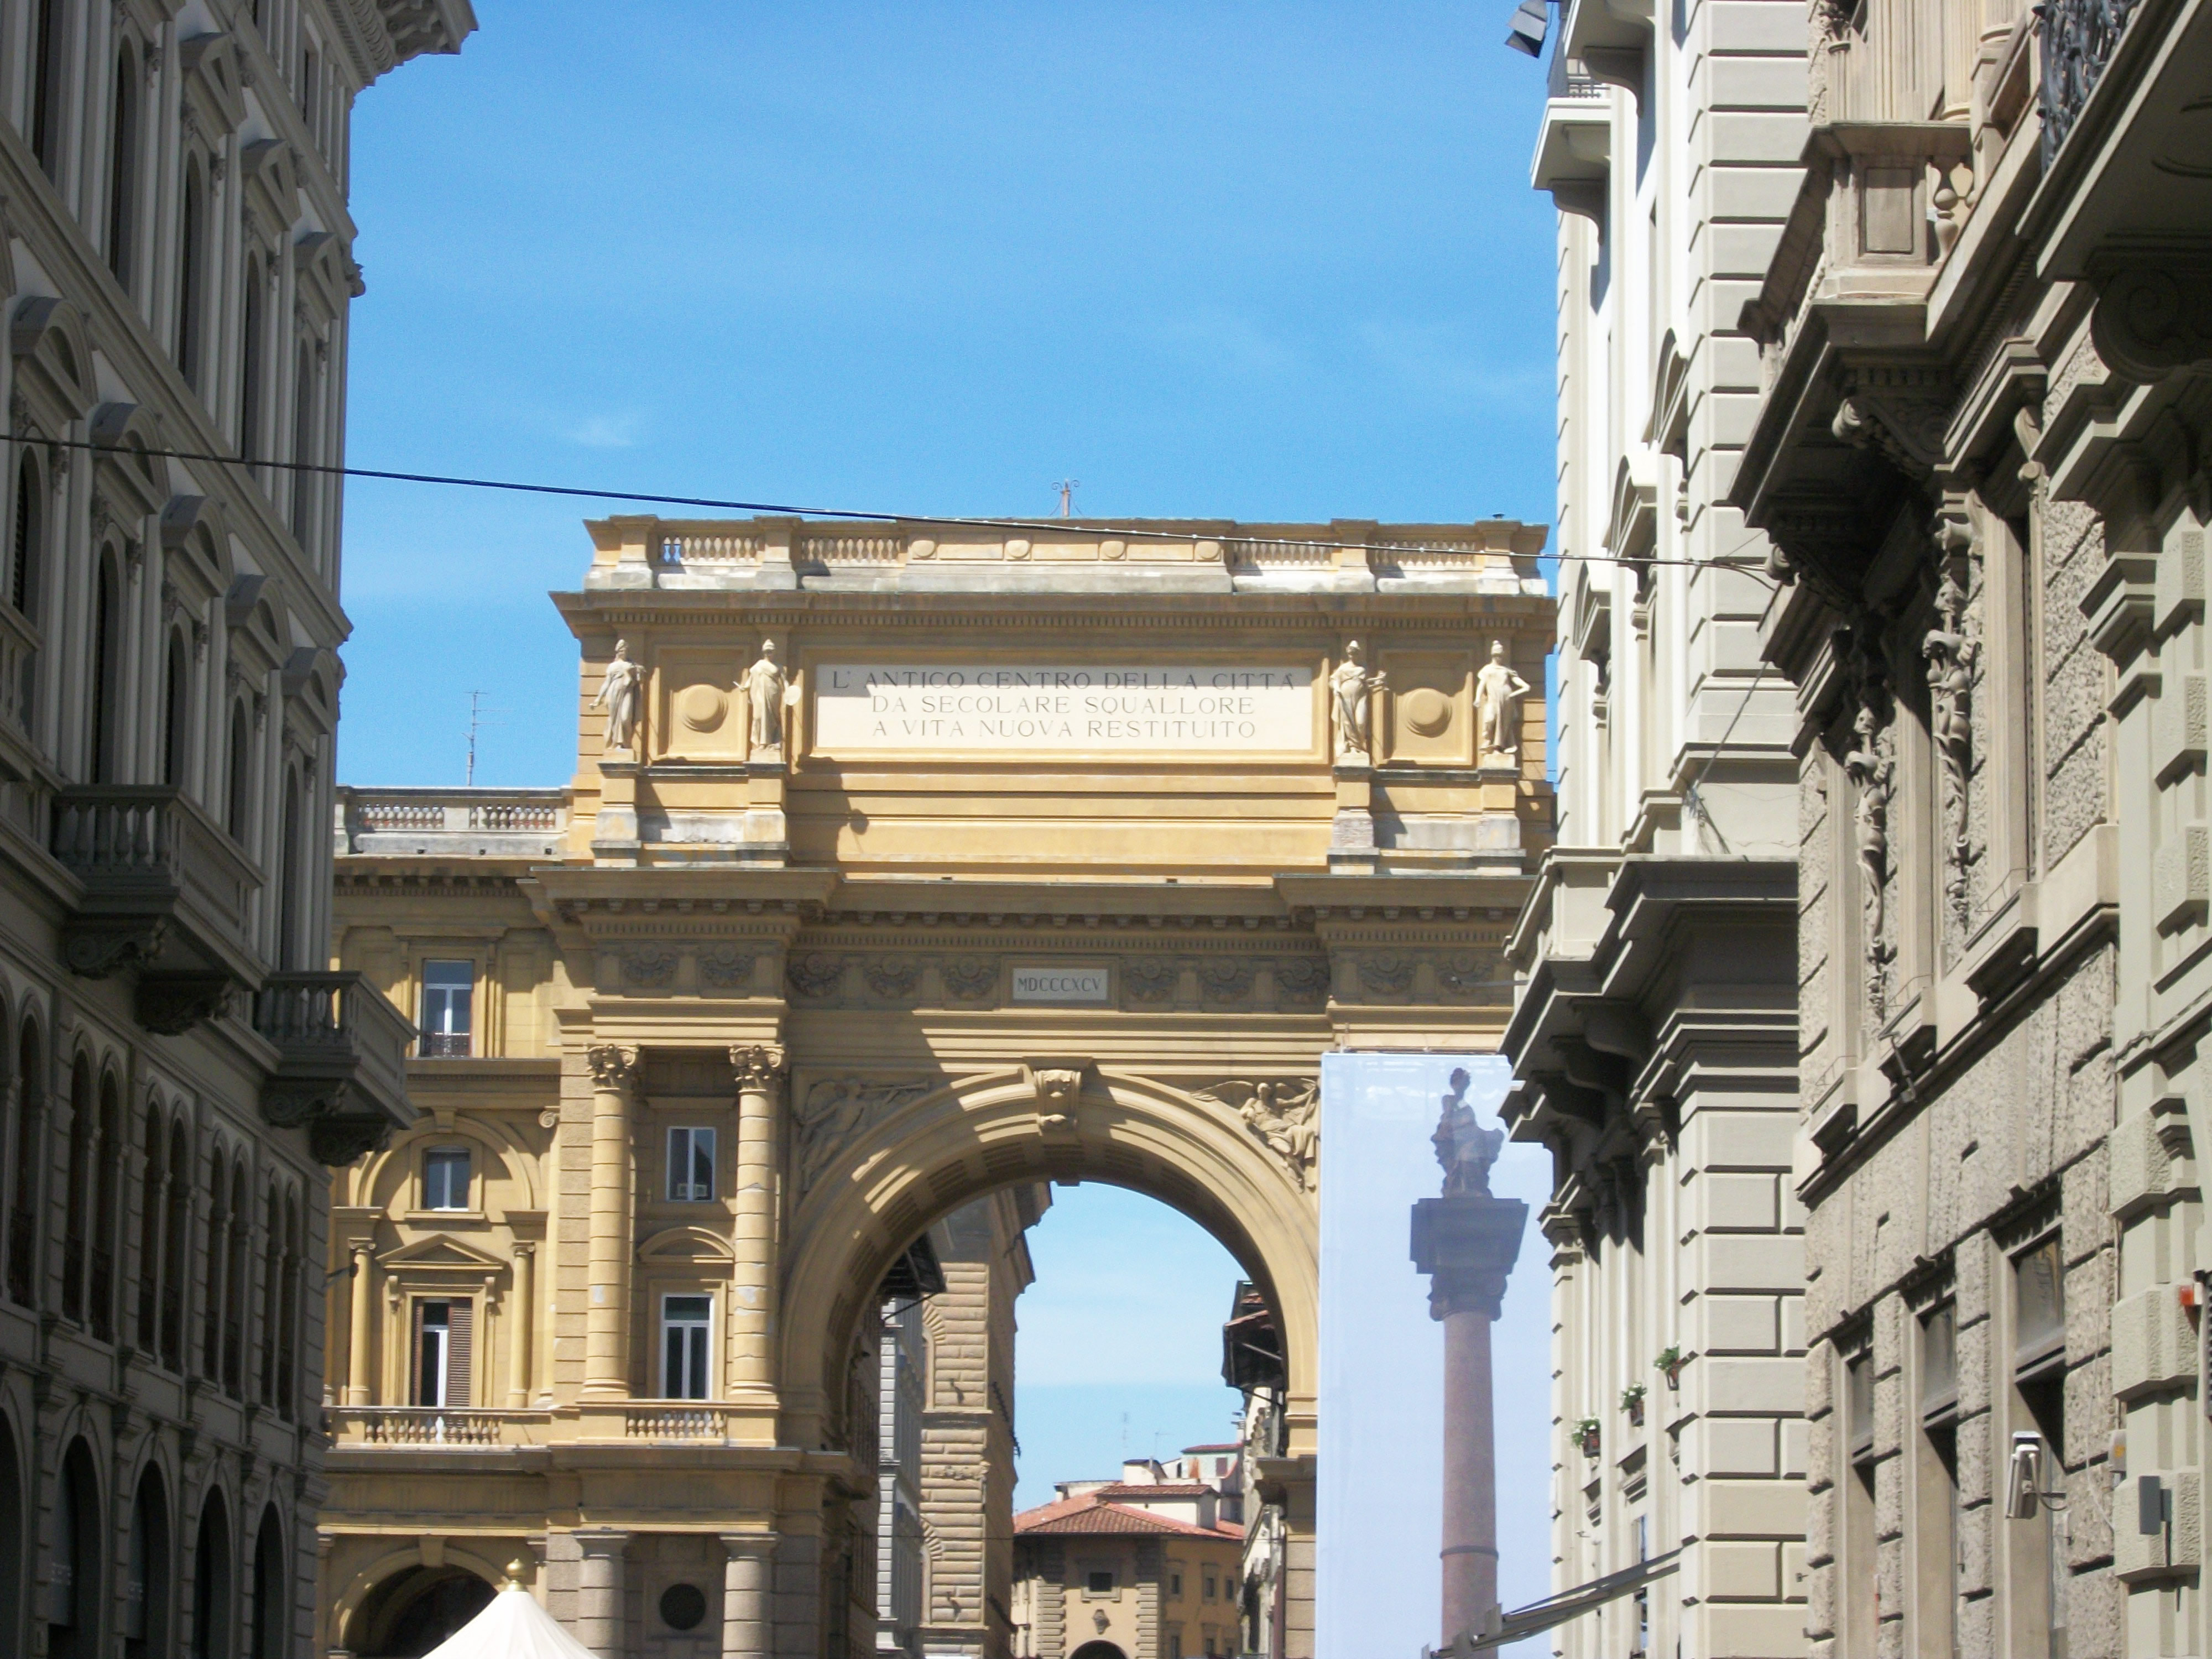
left=465, top=690, right=494, bottom=786
left=1054, top=479, right=1081, bottom=518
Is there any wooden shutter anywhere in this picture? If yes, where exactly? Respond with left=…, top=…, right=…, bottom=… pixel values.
left=447, top=1299, right=473, bottom=1406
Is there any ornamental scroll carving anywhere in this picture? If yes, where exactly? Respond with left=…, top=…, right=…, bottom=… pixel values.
left=1843, top=634, right=1897, bottom=1019
left=1197, top=1079, right=1319, bottom=1193
left=697, top=945, right=757, bottom=989
left=1924, top=505, right=1981, bottom=932
left=794, top=1076, right=932, bottom=1194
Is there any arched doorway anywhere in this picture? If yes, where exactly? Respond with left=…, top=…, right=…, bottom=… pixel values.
left=126, top=1465, right=173, bottom=1659
left=251, top=1506, right=288, bottom=1659
left=0, top=1417, right=23, bottom=1659
left=1071, top=1643, right=1129, bottom=1659
left=48, top=1440, right=101, bottom=1659
left=193, top=1488, right=233, bottom=1659
left=353, top=1567, right=495, bottom=1658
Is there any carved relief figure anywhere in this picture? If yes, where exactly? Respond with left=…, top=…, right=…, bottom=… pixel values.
left=743, top=638, right=788, bottom=753
left=593, top=640, right=645, bottom=754
left=1330, top=640, right=1385, bottom=760
left=1923, top=523, right=1979, bottom=930
left=794, top=1076, right=933, bottom=1193
left=1198, top=1079, right=1319, bottom=1193
left=1843, top=657, right=1896, bottom=1017
left=1474, top=640, right=1531, bottom=765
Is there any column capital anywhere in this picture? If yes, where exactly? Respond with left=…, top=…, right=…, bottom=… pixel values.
left=586, top=1044, right=641, bottom=1093
left=572, top=1526, right=632, bottom=1556
left=729, top=1045, right=787, bottom=1093
left=718, top=1531, right=778, bottom=1561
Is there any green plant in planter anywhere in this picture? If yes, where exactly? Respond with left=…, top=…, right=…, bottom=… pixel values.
left=1621, top=1383, right=1648, bottom=1425
left=1655, top=1346, right=1685, bottom=1390
left=1573, top=1416, right=1603, bottom=1457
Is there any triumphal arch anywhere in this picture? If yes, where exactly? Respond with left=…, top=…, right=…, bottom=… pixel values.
left=315, top=515, right=1552, bottom=1659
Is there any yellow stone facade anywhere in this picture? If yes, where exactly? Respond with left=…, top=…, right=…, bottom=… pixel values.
left=315, top=515, right=1553, bottom=1659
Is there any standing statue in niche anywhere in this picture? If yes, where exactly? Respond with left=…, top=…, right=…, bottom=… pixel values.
left=744, top=638, right=787, bottom=753
left=1474, top=640, right=1531, bottom=765
left=1331, top=640, right=1386, bottom=761
left=593, top=639, right=645, bottom=754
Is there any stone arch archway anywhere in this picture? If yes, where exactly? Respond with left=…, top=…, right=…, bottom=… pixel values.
left=778, top=1061, right=1317, bottom=1456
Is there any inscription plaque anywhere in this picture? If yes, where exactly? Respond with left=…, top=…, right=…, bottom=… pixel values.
left=812, top=664, right=1314, bottom=755
left=1010, top=966, right=1110, bottom=1005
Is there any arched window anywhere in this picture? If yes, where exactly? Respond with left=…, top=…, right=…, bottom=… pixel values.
left=226, top=1164, right=249, bottom=1391
left=251, top=1507, right=285, bottom=1659
left=126, top=1464, right=173, bottom=1659
left=178, top=163, right=206, bottom=390
left=107, top=45, right=138, bottom=287
left=29, top=0, right=66, bottom=181
left=7, top=1023, right=43, bottom=1307
left=164, top=630, right=191, bottom=787
left=48, top=1441, right=101, bottom=1659
left=162, top=1121, right=190, bottom=1368
left=90, top=554, right=122, bottom=782
left=258, top=1185, right=280, bottom=1404
left=61, top=1056, right=91, bottom=1322
left=201, top=1148, right=228, bottom=1378
left=278, top=767, right=302, bottom=969
left=91, top=1070, right=121, bottom=1341
left=239, top=259, right=265, bottom=471
left=276, top=1194, right=300, bottom=1421
left=137, top=1105, right=165, bottom=1347
left=0, top=1415, right=24, bottom=1659
left=192, top=1488, right=233, bottom=1659
left=226, top=702, right=252, bottom=841
left=289, top=340, right=316, bottom=547
left=8, top=453, right=39, bottom=619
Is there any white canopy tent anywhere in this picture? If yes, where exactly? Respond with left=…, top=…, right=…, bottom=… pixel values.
left=418, top=1585, right=599, bottom=1659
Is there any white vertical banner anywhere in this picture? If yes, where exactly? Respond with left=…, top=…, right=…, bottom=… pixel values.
left=1318, top=1052, right=1547, bottom=1658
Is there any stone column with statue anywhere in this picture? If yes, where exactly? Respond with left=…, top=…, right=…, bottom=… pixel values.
left=1410, top=1068, right=1526, bottom=1646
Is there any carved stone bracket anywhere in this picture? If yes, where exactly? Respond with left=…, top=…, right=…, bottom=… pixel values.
left=62, top=919, right=168, bottom=979
left=1030, top=1064, right=1086, bottom=1138
left=1923, top=500, right=1981, bottom=931
left=135, top=972, right=234, bottom=1035
left=2088, top=257, right=2212, bottom=383
left=1830, top=378, right=1951, bottom=482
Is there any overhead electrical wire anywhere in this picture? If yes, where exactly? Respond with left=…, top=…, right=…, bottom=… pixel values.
left=6, top=431, right=1779, bottom=577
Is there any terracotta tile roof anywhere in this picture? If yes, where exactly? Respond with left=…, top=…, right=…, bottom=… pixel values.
left=1015, top=1493, right=1243, bottom=1541
left=1095, top=1482, right=1213, bottom=1499
left=1181, top=1443, right=1241, bottom=1454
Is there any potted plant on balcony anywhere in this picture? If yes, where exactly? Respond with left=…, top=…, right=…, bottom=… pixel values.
left=1655, top=1345, right=1685, bottom=1391
left=1621, top=1383, right=1647, bottom=1427
left=1573, top=1416, right=1603, bottom=1458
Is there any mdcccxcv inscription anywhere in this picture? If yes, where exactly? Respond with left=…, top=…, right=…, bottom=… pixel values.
left=811, top=663, right=1314, bottom=753
left=1009, top=966, right=1110, bottom=1005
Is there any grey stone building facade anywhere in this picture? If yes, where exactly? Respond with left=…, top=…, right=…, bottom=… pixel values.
left=0, top=6, right=470, bottom=1659
left=1501, top=0, right=1808, bottom=1652
left=1728, top=0, right=2212, bottom=1652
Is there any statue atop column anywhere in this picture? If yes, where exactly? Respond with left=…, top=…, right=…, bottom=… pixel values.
left=593, top=640, right=645, bottom=754
left=1331, top=639, right=1385, bottom=762
left=1474, top=640, right=1530, bottom=766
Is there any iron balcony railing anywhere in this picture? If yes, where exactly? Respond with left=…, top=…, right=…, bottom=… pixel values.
left=2041, top=0, right=2141, bottom=164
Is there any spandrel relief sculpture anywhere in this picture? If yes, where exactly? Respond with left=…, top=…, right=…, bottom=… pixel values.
left=1474, top=639, right=1530, bottom=766
left=794, top=1076, right=935, bottom=1194
left=1198, top=1079, right=1319, bottom=1193
left=593, top=639, right=645, bottom=754
left=1331, top=640, right=1384, bottom=762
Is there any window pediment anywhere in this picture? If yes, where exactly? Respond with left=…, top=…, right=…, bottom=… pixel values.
left=90, top=403, right=167, bottom=520
left=377, top=1233, right=507, bottom=1275
left=639, top=1225, right=735, bottom=1267
left=12, top=296, right=95, bottom=426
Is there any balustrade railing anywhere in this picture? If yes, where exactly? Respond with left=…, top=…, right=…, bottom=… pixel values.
left=623, top=1406, right=737, bottom=1441
left=253, top=972, right=415, bottom=1104
left=2041, top=0, right=2141, bottom=164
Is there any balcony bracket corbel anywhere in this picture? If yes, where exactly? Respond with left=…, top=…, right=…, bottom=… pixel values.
left=135, top=972, right=236, bottom=1034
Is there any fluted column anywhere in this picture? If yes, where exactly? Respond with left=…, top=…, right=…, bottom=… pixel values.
left=345, top=1240, right=374, bottom=1405
left=506, top=1241, right=535, bottom=1407
left=573, top=1528, right=630, bottom=1658
left=728, top=1045, right=785, bottom=1394
left=720, top=1533, right=776, bottom=1659
left=583, top=1045, right=640, bottom=1400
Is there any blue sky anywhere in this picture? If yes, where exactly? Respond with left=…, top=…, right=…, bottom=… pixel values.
left=335, top=1, right=1561, bottom=786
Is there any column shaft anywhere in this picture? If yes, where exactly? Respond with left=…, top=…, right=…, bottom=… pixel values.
left=1439, top=1308, right=1498, bottom=1637
left=583, top=1045, right=639, bottom=1400
left=573, top=1530, right=629, bottom=1658
left=721, top=1534, right=775, bottom=1659
left=729, top=1046, right=785, bottom=1393
left=507, top=1242, right=535, bottom=1407
left=345, top=1241, right=373, bottom=1405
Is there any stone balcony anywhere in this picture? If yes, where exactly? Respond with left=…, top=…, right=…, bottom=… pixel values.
left=252, top=971, right=416, bottom=1164
left=50, top=784, right=264, bottom=1029
left=335, top=785, right=570, bottom=859
left=325, top=1402, right=771, bottom=1452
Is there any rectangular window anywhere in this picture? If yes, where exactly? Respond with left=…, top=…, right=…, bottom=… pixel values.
left=420, top=961, right=473, bottom=1056
left=668, top=1128, right=716, bottom=1202
left=662, top=1294, right=712, bottom=1400
left=1171, top=1571, right=1183, bottom=1599
left=423, top=1147, right=471, bottom=1212
left=1203, top=1569, right=1217, bottom=1603
left=1168, top=1631, right=1181, bottom=1659
left=414, top=1299, right=471, bottom=1407
left=1087, top=1570, right=1114, bottom=1595
left=1918, top=1303, right=1962, bottom=1659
